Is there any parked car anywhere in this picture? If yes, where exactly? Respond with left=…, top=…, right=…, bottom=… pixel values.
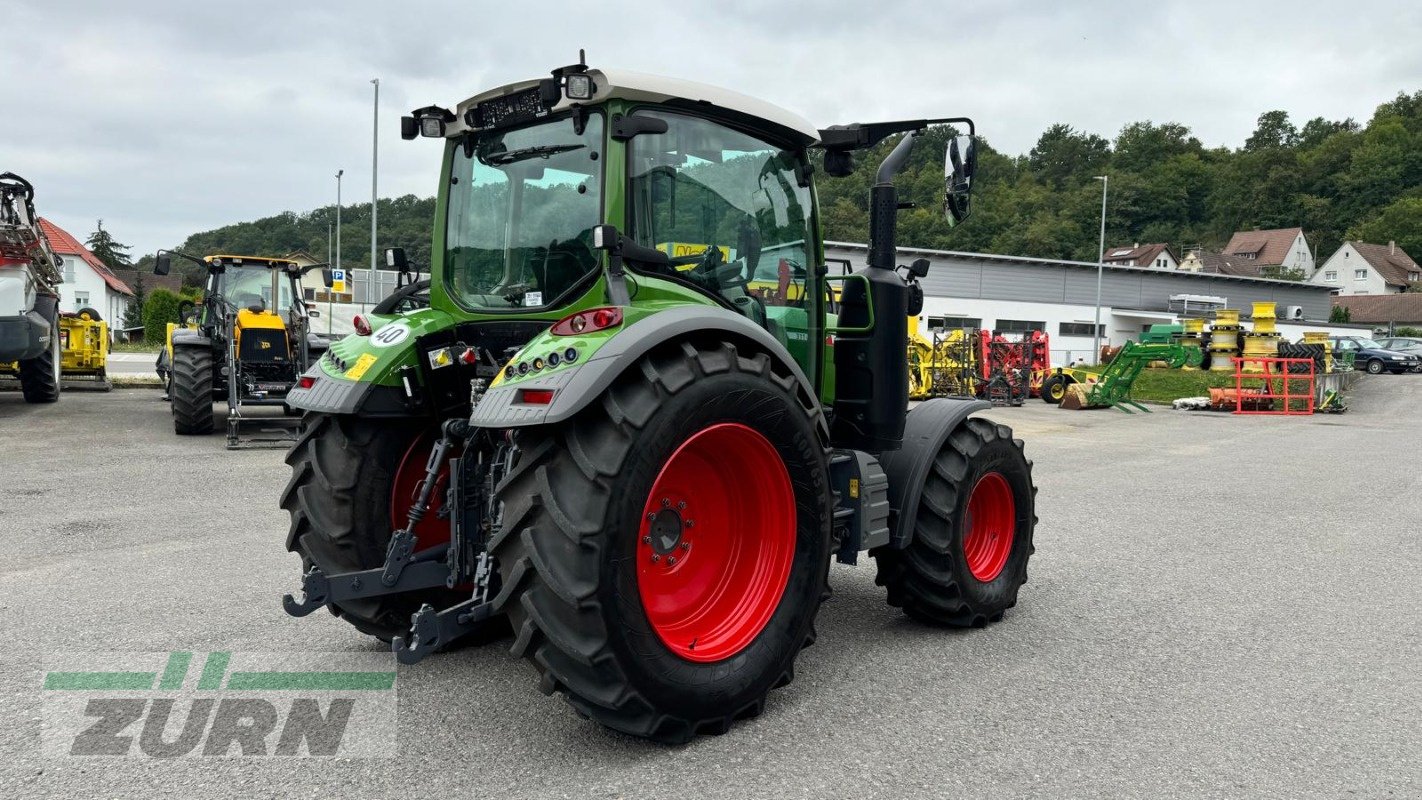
left=1329, top=336, right=1422, bottom=374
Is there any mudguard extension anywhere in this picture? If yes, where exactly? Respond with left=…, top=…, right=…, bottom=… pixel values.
left=877, top=397, right=990, bottom=549
left=471, top=305, right=819, bottom=429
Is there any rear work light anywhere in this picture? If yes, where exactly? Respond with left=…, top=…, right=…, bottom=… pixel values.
left=551, top=306, right=623, bottom=336
left=298, top=375, right=316, bottom=390
left=519, top=389, right=556, bottom=405
left=353, top=315, right=372, bottom=336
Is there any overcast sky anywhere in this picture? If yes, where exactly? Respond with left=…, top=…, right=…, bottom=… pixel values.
left=5, top=0, right=1420, bottom=260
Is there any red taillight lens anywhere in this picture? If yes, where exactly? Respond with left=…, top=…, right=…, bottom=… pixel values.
left=298, top=375, right=316, bottom=389
left=353, top=315, right=372, bottom=336
left=519, top=389, right=556, bottom=405
left=551, top=306, right=623, bottom=336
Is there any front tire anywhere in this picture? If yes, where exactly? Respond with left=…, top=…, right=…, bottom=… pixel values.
left=873, top=418, right=1036, bottom=626
left=490, top=340, right=832, bottom=743
left=1365, top=358, right=1384, bottom=375
left=170, top=346, right=215, bottom=434
left=18, top=315, right=60, bottom=403
left=1040, top=374, right=1067, bottom=404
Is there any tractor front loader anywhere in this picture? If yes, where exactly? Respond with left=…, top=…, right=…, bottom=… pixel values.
left=153, top=253, right=331, bottom=447
left=280, top=58, right=1037, bottom=743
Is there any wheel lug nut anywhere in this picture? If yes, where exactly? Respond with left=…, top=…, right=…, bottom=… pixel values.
left=647, top=512, right=656, bottom=521
left=667, top=556, right=677, bottom=566
left=651, top=554, right=660, bottom=563
left=677, top=500, right=686, bottom=510
left=661, top=498, right=670, bottom=508
left=642, top=536, right=651, bottom=545
left=680, top=541, right=690, bottom=550
left=685, top=520, right=694, bottom=528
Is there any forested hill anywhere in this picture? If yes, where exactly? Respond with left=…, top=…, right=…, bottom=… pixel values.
left=148, top=90, right=1422, bottom=280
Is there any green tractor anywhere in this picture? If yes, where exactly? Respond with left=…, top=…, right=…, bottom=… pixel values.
left=281, top=57, right=1037, bottom=743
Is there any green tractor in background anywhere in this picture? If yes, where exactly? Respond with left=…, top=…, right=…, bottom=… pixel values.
left=281, top=57, right=1037, bottom=743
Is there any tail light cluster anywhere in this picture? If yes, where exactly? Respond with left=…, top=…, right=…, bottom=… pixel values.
left=353, top=315, right=372, bottom=336
left=551, top=306, right=622, bottom=336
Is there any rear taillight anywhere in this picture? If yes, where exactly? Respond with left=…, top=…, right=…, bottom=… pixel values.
left=298, top=375, right=316, bottom=389
left=353, top=315, right=372, bottom=336
left=519, top=389, right=556, bottom=405
left=551, top=306, right=623, bottom=336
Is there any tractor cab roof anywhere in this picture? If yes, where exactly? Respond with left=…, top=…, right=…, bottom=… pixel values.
left=204, top=254, right=301, bottom=271
left=452, top=68, right=820, bottom=147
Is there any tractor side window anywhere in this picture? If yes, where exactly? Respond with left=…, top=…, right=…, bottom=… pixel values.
left=626, top=111, right=815, bottom=366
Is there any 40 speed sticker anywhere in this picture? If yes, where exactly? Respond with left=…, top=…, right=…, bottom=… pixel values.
left=370, top=322, right=410, bottom=348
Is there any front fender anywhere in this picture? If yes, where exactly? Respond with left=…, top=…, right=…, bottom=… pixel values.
left=470, top=305, right=819, bottom=429
left=878, top=397, right=991, bottom=549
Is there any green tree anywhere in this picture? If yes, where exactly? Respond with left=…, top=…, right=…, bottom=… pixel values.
left=1330, top=305, right=1351, bottom=323
left=142, top=288, right=182, bottom=344
left=86, top=220, right=133, bottom=270
left=1348, top=196, right=1422, bottom=262
left=123, top=271, right=146, bottom=329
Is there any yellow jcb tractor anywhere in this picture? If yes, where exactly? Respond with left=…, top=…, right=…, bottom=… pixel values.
left=152, top=252, right=331, bottom=448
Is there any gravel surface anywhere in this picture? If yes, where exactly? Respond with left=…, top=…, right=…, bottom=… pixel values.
left=1, top=377, right=1418, bottom=798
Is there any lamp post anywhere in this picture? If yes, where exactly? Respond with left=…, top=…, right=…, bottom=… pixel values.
left=370, top=78, right=379, bottom=310
left=334, top=169, right=343, bottom=335
left=1093, top=174, right=1109, bottom=363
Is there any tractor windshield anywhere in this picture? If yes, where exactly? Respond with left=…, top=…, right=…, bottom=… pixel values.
left=445, top=113, right=604, bottom=311
left=220, top=265, right=280, bottom=312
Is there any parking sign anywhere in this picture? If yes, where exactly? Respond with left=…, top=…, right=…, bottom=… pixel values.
left=331, top=269, right=346, bottom=294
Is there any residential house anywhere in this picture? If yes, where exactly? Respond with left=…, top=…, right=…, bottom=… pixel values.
left=1331, top=294, right=1422, bottom=331
left=1178, top=247, right=1261, bottom=277
left=38, top=218, right=134, bottom=327
left=1218, top=226, right=1314, bottom=278
left=1309, top=241, right=1418, bottom=296
left=1102, top=243, right=1177, bottom=269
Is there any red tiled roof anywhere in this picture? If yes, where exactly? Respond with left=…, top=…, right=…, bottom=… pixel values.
left=1333, top=293, right=1422, bottom=324
left=1192, top=248, right=1265, bottom=277
left=37, top=218, right=134, bottom=296
left=1222, top=227, right=1305, bottom=267
left=1103, top=243, right=1174, bottom=267
left=1347, top=241, right=1419, bottom=288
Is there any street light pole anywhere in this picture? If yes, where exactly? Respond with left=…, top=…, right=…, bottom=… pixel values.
left=334, top=169, right=343, bottom=335
left=1093, top=174, right=1109, bottom=363
left=370, top=78, right=379, bottom=310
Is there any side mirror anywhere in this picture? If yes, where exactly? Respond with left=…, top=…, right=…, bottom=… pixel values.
left=320, top=268, right=334, bottom=288
left=907, top=258, right=930, bottom=278
left=385, top=247, right=409, bottom=273
left=307, top=308, right=321, bottom=318
left=944, top=134, right=977, bottom=227
left=155, top=251, right=172, bottom=276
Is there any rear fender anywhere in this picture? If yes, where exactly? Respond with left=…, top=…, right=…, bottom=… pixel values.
left=877, top=397, right=991, bottom=549
left=470, top=305, right=819, bottom=430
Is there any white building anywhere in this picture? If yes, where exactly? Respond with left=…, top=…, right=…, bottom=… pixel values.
left=1309, top=241, right=1419, bottom=296
left=1102, top=243, right=1178, bottom=270
left=826, top=242, right=1364, bottom=365
left=1219, top=227, right=1314, bottom=277
left=39, top=218, right=133, bottom=326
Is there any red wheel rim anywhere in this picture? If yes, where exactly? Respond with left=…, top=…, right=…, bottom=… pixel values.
left=963, top=472, right=1015, bottom=582
left=637, top=423, right=796, bottom=663
left=390, top=432, right=455, bottom=550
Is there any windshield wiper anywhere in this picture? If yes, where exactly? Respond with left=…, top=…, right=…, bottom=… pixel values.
left=480, top=144, right=585, bottom=166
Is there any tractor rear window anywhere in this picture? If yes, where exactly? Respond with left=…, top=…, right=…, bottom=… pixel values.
left=445, top=113, right=604, bottom=312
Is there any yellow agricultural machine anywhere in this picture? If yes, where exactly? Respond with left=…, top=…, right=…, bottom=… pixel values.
left=907, top=318, right=978, bottom=399
left=1, top=307, right=112, bottom=391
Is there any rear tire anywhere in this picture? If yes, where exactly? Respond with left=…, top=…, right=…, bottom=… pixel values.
left=489, top=340, right=832, bottom=743
left=1365, top=358, right=1384, bottom=375
left=281, top=414, right=495, bottom=642
left=873, top=418, right=1036, bottom=626
left=170, top=346, right=215, bottom=434
left=18, top=316, right=61, bottom=403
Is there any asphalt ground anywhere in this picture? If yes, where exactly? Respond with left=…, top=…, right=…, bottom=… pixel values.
left=1, top=378, right=1418, bottom=798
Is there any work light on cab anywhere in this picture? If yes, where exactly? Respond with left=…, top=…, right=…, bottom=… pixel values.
left=353, top=315, right=372, bottom=336
left=551, top=306, right=622, bottom=336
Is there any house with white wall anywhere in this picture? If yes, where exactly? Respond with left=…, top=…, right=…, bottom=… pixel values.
left=1220, top=227, right=1314, bottom=277
left=1309, top=241, right=1419, bottom=296
left=38, top=218, right=133, bottom=326
left=1102, top=243, right=1178, bottom=270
